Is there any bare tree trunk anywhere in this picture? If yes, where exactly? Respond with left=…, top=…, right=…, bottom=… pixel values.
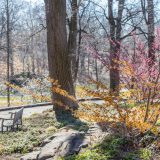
left=68, top=0, right=78, bottom=82
left=141, top=0, right=155, bottom=66
left=88, top=55, right=90, bottom=77
left=108, top=0, right=125, bottom=94
left=10, top=39, right=14, bottom=77
left=147, top=0, right=155, bottom=66
left=31, top=37, right=35, bottom=74
left=45, top=0, right=78, bottom=120
left=108, top=0, right=118, bottom=93
left=74, top=21, right=82, bottom=83
left=95, top=58, right=99, bottom=90
left=6, top=0, right=10, bottom=107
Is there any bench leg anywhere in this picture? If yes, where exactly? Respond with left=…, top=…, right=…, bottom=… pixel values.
left=17, top=124, right=18, bottom=129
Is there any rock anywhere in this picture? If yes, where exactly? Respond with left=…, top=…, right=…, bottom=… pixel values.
left=20, top=151, right=40, bottom=160
left=40, top=135, right=56, bottom=147
left=21, top=123, right=107, bottom=160
left=38, top=132, right=85, bottom=160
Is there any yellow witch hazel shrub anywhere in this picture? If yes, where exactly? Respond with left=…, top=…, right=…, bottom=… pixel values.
left=77, top=79, right=160, bottom=136
left=76, top=56, right=160, bottom=136
left=6, top=52, right=160, bottom=137
left=6, top=72, right=160, bottom=136
left=77, top=33, right=160, bottom=136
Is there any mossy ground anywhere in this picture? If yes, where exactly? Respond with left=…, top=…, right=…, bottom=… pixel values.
left=62, top=134, right=159, bottom=160
left=0, top=110, right=58, bottom=159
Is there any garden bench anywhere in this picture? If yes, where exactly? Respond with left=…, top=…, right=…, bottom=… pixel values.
left=0, top=107, right=24, bottom=133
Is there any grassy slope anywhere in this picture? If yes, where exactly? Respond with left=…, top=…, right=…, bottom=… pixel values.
left=63, top=134, right=159, bottom=160
left=0, top=110, right=58, bottom=158
left=0, top=109, right=159, bottom=160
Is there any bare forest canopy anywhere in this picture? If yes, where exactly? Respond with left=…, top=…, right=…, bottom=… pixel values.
left=0, top=1, right=160, bottom=159
left=0, top=0, right=160, bottom=106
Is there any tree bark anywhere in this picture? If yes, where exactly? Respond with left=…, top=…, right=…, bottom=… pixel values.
left=6, top=0, right=11, bottom=107
left=141, top=0, right=155, bottom=66
left=44, top=0, right=78, bottom=120
left=108, top=0, right=125, bottom=94
left=147, top=0, right=155, bottom=66
left=68, top=0, right=78, bottom=82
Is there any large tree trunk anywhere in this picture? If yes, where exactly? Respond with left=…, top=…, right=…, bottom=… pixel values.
left=45, top=0, right=78, bottom=120
left=68, top=0, right=78, bottom=82
left=141, top=0, right=155, bottom=66
left=147, top=0, right=155, bottom=66
left=108, top=0, right=125, bottom=94
left=108, top=0, right=117, bottom=93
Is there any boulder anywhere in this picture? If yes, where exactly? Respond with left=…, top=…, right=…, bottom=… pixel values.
left=38, top=132, right=85, bottom=160
left=20, top=123, right=107, bottom=160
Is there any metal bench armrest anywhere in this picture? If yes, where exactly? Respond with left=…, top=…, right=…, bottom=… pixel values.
left=0, top=118, right=13, bottom=121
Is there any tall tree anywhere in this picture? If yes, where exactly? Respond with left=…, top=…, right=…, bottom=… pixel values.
left=5, top=0, right=19, bottom=78
left=108, top=0, right=125, bottom=93
left=147, top=0, right=155, bottom=66
left=6, top=0, right=11, bottom=107
left=68, top=0, right=78, bottom=82
left=141, top=0, right=155, bottom=66
left=44, top=0, right=78, bottom=119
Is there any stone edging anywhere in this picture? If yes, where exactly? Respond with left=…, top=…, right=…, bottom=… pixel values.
left=0, top=102, right=52, bottom=112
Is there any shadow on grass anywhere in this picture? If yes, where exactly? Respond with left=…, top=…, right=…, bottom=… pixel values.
left=62, top=121, right=157, bottom=160
left=50, top=109, right=92, bottom=158
left=54, top=109, right=89, bottom=132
